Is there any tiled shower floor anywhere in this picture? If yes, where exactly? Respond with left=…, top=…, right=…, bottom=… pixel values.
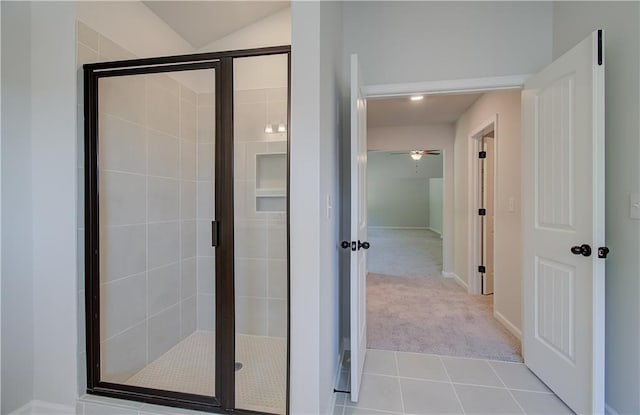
left=124, top=331, right=286, bottom=414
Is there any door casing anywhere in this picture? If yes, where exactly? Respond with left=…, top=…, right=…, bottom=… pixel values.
left=467, top=116, right=497, bottom=296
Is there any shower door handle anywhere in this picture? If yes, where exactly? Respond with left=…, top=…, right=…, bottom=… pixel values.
left=211, top=221, right=219, bottom=247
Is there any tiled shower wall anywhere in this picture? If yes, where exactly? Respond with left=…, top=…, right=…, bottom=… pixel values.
left=196, top=92, right=216, bottom=331
left=76, top=22, right=215, bottom=384
left=234, top=79, right=288, bottom=338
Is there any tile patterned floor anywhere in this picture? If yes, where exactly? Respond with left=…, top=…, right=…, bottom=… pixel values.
left=124, top=331, right=286, bottom=414
left=334, top=349, right=574, bottom=415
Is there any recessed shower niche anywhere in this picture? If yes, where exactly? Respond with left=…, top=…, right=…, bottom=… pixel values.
left=84, top=44, right=289, bottom=415
left=255, top=152, right=287, bottom=212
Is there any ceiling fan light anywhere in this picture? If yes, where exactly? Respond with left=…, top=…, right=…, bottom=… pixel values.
left=410, top=151, right=423, bottom=161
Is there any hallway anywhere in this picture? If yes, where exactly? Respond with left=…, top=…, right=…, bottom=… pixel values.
left=366, top=228, right=520, bottom=361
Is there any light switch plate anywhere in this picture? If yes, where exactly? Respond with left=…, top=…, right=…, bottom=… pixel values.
left=630, top=193, right=640, bottom=220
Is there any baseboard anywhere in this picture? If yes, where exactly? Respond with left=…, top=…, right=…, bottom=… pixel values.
left=368, top=226, right=429, bottom=230
left=605, top=403, right=621, bottom=415
left=427, top=227, right=443, bottom=237
left=494, top=310, right=522, bottom=340
left=446, top=272, right=468, bottom=290
left=9, top=400, right=74, bottom=415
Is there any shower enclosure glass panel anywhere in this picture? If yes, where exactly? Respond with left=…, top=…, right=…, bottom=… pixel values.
left=97, top=68, right=217, bottom=397
left=233, top=54, right=289, bottom=414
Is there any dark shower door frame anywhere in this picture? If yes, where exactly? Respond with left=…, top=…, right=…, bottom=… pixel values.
left=83, top=46, right=291, bottom=414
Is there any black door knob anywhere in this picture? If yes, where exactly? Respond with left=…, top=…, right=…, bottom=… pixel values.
left=340, top=241, right=351, bottom=249
left=598, top=246, right=610, bottom=259
left=570, top=244, right=592, bottom=257
left=358, top=240, right=370, bottom=250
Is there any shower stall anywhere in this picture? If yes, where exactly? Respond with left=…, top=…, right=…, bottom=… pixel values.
left=84, top=47, right=290, bottom=414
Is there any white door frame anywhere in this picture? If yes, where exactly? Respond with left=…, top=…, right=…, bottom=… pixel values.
left=467, top=116, right=497, bottom=295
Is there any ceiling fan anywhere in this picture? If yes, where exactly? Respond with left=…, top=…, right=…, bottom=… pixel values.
left=390, top=150, right=441, bottom=160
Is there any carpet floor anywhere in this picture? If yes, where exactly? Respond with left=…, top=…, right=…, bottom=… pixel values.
left=368, top=228, right=443, bottom=278
left=367, top=273, right=522, bottom=362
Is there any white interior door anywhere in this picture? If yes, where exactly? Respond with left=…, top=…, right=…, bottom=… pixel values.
left=349, top=53, right=368, bottom=402
left=522, top=30, right=605, bottom=414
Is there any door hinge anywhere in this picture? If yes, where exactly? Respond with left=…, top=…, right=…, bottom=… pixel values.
left=478, top=208, right=486, bottom=216
left=211, top=221, right=219, bottom=247
left=597, top=29, right=603, bottom=66
left=478, top=265, right=486, bottom=273
left=479, top=151, right=487, bottom=159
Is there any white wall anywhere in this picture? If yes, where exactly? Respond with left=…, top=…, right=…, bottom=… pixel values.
left=290, top=1, right=344, bottom=413
left=1, top=2, right=34, bottom=413
left=367, top=151, right=442, bottom=228
left=290, top=2, right=322, bottom=413
left=76, top=1, right=193, bottom=58
left=198, top=7, right=290, bottom=53
left=551, top=3, right=640, bottom=414
left=343, top=1, right=553, bottom=86
left=31, top=2, right=78, bottom=407
left=368, top=124, right=454, bottom=273
left=429, top=178, right=443, bottom=235
left=319, top=3, right=344, bottom=413
left=453, top=90, right=522, bottom=334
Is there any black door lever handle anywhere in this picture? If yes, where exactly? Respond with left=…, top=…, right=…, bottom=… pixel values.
left=358, top=241, right=370, bottom=250
left=570, top=244, right=592, bottom=257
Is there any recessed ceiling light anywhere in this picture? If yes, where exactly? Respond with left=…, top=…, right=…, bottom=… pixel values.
left=410, top=95, right=424, bottom=101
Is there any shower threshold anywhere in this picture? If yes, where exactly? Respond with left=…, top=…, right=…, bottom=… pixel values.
left=124, top=331, right=286, bottom=414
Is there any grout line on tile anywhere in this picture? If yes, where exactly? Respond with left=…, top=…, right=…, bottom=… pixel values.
left=488, top=359, right=526, bottom=415
left=439, top=354, right=524, bottom=364
left=439, top=355, right=466, bottom=415
left=507, top=387, right=554, bottom=395
left=100, top=271, right=147, bottom=287
left=448, top=381, right=509, bottom=390
left=343, top=402, right=403, bottom=414
left=393, top=352, right=406, bottom=414
left=101, top=318, right=148, bottom=344
left=177, top=87, right=184, bottom=339
left=397, top=375, right=452, bottom=384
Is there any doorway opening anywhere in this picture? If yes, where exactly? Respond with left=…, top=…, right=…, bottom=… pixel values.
left=363, top=92, right=521, bottom=363
left=367, top=149, right=444, bottom=279
left=469, top=121, right=497, bottom=297
left=345, top=30, right=605, bottom=412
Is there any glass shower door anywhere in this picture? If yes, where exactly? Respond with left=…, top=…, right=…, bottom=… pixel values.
left=232, top=53, right=289, bottom=415
left=85, top=47, right=290, bottom=414
left=92, top=65, right=219, bottom=400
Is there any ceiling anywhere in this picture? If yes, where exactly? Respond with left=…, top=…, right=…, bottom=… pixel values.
left=143, top=1, right=290, bottom=49
left=367, top=93, right=483, bottom=128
